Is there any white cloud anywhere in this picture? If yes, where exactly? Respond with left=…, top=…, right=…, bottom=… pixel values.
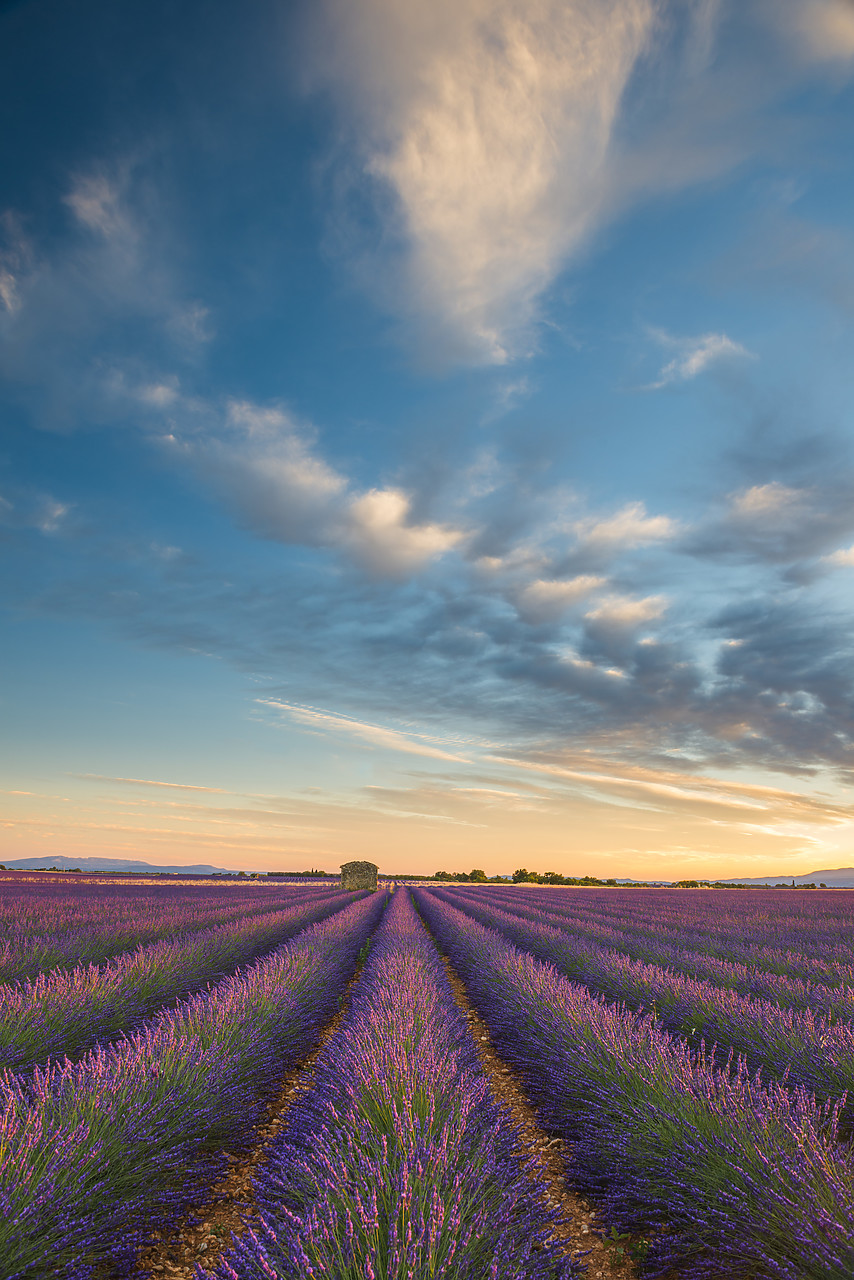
left=0, top=167, right=214, bottom=432
left=729, top=482, right=805, bottom=520
left=646, top=328, right=754, bottom=389
left=168, top=397, right=464, bottom=578
left=137, top=382, right=180, bottom=408
left=35, top=500, right=71, bottom=533
left=825, top=545, right=854, bottom=567
left=779, top=0, right=854, bottom=62
left=305, top=0, right=851, bottom=367
left=77, top=774, right=228, bottom=792
left=516, top=574, right=606, bottom=623
left=0, top=268, right=18, bottom=314
left=220, top=400, right=347, bottom=543
left=0, top=213, right=33, bottom=318
left=347, top=488, right=463, bottom=575
left=63, top=174, right=132, bottom=240
left=585, top=594, right=667, bottom=627
left=573, top=501, right=677, bottom=551
left=309, top=0, right=657, bottom=363
left=0, top=491, right=72, bottom=534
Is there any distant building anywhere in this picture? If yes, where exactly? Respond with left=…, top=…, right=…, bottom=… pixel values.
left=340, top=860, right=379, bottom=891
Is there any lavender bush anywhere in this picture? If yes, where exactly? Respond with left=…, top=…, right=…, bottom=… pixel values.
left=0, top=891, right=387, bottom=1279
left=416, top=889, right=854, bottom=1280
left=438, top=888, right=854, bottom=1122
left=0, top=889, right=354, bottom=1070
left=206, top=889, right=578, bottom=1280
left=477, top=886, right=854, bottom=980
left=0, top=881, right=332, bottom=982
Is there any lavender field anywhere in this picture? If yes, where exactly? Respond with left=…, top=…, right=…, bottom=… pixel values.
left=3, top=879, right=854, bottom=1279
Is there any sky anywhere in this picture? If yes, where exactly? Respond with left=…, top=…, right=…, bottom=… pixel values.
left=2, top=0, right=854, bottom=878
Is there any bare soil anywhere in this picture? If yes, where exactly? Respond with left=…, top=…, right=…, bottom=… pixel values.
left=135, top=914, right=648, bottom=1280
left=439, top=953, right=641, bottom=1280
left=134, top=979, right=359, bottom=1278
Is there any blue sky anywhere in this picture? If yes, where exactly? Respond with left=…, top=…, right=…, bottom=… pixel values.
left=3, top=0, right=854, bottom=876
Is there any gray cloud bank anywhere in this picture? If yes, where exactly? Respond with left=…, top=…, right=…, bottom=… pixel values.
left=11, top=423, right=854, bottom=791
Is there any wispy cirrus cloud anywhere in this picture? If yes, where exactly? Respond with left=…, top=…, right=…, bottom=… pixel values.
left=305, top=0, right=658, bottom=364
left=492, top=747, right=853, bottom=825
left=0, top=165, right=213, bottom=430
left=778, top=0, right=854, bottom=62
left=76, top=774, right=228, bottom=792
left=301, top=0, right=854, bottom=367
left=259, top=700, right=474, bottom=763
left=644, top=327, right=755, bottom=389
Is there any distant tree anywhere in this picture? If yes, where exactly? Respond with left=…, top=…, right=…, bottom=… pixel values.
left=237, top=870, right=247, bottom=878
left=511, top=869, right=530, bottom=882
left=468, top=869, right=487, bottom=882
left=541, top=871, right=565, bottom=885
left=675, top=879, right=700, bottom=888
left=606, top=878, right=617, bottom=886
left=820, top=883, right=827, bottom=888
left=434, top=871, right=453, bottom=881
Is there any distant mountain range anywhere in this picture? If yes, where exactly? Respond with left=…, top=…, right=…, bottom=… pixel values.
left=714, top=868, right=854, bottom=887
left=0, top=856, right=231, bottom=874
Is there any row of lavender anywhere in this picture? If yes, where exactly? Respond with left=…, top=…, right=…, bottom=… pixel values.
left=0, top=887, right=353, bottom=1070
left=482, top=886, right=854, bottom=976
left=0, top=890, right=387, bottom=1279
left=506, top=883, right=854, bottom=942
left=416, top=889, right=854, bottom=1280
left=437, top=887, right=854, bottom=1129
left=206, top=888, right=577, bottom=1280
left=468, top=887, right=854, bottom=1017
left=0, top=880, right=327, bottom=981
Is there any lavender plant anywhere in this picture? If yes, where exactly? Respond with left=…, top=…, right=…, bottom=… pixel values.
left=0, top=891, right=387, bottom=1280
left=0, top=882, right=333, bottom=982
left=468, top=888, right=854, bottom=1020
left=206, top=889, right=578, bottom=1280
left=477, top=886, right=854, bottom=980
left=438, top=888, right=854, bottom=1123
left=0, top=889, right=354, bottom=1070
left=416, top=889, right=854, bottom=1280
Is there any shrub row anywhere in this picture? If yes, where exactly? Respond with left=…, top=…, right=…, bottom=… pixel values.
left=207, top=889, right=577, bottom=1280
left=0, top=891, right=387, bottom=1279
left=416, top=889, right=854, bottom=1280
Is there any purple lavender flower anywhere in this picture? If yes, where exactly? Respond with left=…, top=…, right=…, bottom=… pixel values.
left=206, top=890, right=578, bottom=1280
left=415, top=888, right=854, bottom=1279
left=0, top=890, right=386, bottom=1279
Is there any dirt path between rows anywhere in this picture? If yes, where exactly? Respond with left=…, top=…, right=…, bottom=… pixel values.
left=134, top=957, right=371, bottom=1278
left=439, top=952, right=641, bottom=1280
left=136, top=904, right=646, bottom=1280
